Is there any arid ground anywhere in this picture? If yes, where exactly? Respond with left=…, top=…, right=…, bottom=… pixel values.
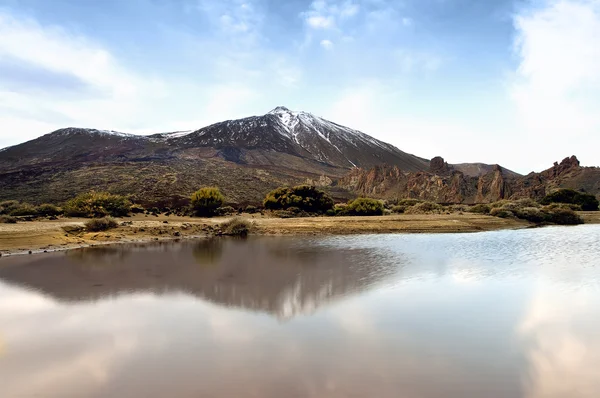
left=6, top=212, right=595, bottom=256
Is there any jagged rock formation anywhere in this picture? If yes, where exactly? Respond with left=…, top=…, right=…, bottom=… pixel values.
left=339, top=156, right=600, bottom=204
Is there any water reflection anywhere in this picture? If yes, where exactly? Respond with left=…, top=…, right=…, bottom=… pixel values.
left=0, top=226, right=600, bottom=398
left=0, top=237, right=399, bottom=319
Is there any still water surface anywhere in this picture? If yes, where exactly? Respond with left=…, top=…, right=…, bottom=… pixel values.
left=1, top=226, right=600, bottom=398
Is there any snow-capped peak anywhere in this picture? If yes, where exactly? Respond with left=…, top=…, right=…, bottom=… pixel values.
left=268, top=106, right=292, bottom=114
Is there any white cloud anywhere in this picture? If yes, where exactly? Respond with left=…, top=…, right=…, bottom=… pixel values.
left=320, top=39, right=334, bottom=50
left=302, top=0, right=359, bottom=30
left=306, top=14, right=335, bottom=29
left=0, top=8, right=276, bottom=148
left=0, top=11, right=172, bottom=146
left=510, top=0, right=600, bottom=168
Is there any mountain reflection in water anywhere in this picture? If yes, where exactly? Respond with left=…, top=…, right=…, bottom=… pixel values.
left=0, top=237, right=400, bottom=319
left=1, top=227, right=600, bottom=398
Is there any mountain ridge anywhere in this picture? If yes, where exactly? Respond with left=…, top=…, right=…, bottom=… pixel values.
left=1, top=107, right=597, bottom=205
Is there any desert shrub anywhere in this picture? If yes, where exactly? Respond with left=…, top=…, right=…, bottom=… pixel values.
left=0, top=200, right=21, bottom=215
left=65, top=192, right=131, bottom=218
left=490, top=208, right=514, bottom=218
left=130, top=204, right=145, bottom=214
left=391, top=205, right=406, bottom=214
left=9, top=203, right=38, bottom=216
left=0, top=215, right=17, bottom=224
left=216, top=206, right=235, bottom=216
left=469, top=204, right=491, bottom=214
left=325, top=209, right=336, bottom=216
left=488, top=201, right=584, bottom=225
left=333, top=203, right=348, bottom=215
left=190, top=187, right=225, bottom=217
left=344, top=198, right=384, bottom=216
left=541, top=189, right=599, bottom=211
left=397, top=199, right=422, bottom=207
left=490, top=200, right=511, bottom=209
left=85, top=217, right=118, bottom=232
left=405, top=201, right=443, bottom=214
left=515, top=207, right=549, bottom=223
left=220, top=218, right=252, bottom=236
left=245, top=205, right=258, bottom=214
left=37, top=203, right=62, bottom=217
left=450, top=204, right=469, bottom=212
left=515, top=198, right=542, bottom=208
left=543, top=203, right=582, bottom=211
left=546, top=208, right=584, bottom=225
left=264, top=185, right=334, bottom=213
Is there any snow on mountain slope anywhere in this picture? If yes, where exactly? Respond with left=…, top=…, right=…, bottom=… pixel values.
left=0, top=107, right=430, bottom=172
left=262, top=106, right=427, bottom=170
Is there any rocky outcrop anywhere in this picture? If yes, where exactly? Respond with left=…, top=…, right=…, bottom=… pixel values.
left=476, top=165, right=510, bottom=203
left=429, top=156, right=452, bottom=174
left=339, top=156, right=600, bottom=204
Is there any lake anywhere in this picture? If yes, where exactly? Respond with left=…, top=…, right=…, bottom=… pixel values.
left=1, top=225, right=600, bottom=398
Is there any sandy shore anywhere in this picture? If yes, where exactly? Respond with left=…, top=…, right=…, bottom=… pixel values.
left=1, top=212, right=597, bottom=257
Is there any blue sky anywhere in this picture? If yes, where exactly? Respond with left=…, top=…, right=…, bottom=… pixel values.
left=0, top=0, right=599, bottom=173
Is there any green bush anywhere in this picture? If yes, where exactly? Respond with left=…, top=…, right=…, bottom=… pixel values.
left=130, top=204, right=145, bottom=214
left=396, top=199, right=422, bottom=207
left=490, top=200, right=511, bottom=209
left=344, top=198, right=384, bottom=216
left=0, top=200, right=20, bottom=215
left=516, top=198, right=542, bottom=208
left=245, top=205, right=258, bottom=214
left=546, top=208, right=584, bottom=225
left=220, top=218, right=252, bottom=236
left=450, top=204, right=469, bottom=213
left=488, top=200, right=584, bottom=225
left=515, top=207, right=548, bottom=223
left=541, top=189, right=599, bottom=211
left=469, top=204, right=491, bottom=214
left=65, top=192, right=132, bottom=218
left=490, top=208, right=514, bottom=218
left=37, top=203, right=62, bottom=217
left=544, top=203, right=582, bottom=211
left=190, top=187, right=225, bottom=217
left=0, top=215, right=17, bottom=224
left=9, top=203, right=38, bottom=216
left=391, top=205, right=406, bottom=214
left=405, top=202, right=443, bottom=214
left=85, top=217, right=118, bottom=232
left=264, top=185, right=334, bottom=213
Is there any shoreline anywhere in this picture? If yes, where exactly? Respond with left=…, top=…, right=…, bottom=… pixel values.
left=1, top=212, right=598, bottom=257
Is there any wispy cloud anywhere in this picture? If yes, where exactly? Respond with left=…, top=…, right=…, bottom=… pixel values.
left=0, top=11, right=168, bottom=145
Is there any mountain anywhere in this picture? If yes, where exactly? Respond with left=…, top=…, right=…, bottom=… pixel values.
left=0, top=107, right=429, bottom=205
left=340, top=155, right=600, bottom=203
left=2, top=107, right=597, bottom=206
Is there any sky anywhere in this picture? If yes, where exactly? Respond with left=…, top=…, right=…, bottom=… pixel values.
left=0, top=0, right=599, bottom=173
